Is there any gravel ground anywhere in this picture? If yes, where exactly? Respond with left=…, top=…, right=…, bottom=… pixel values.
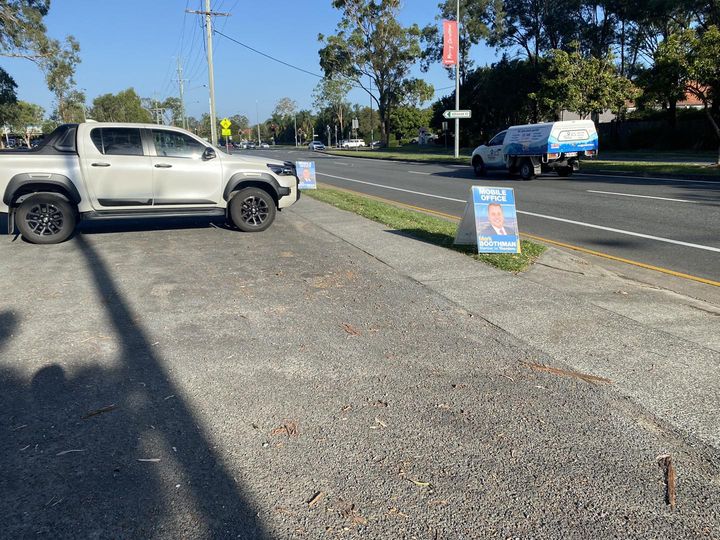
left=0, top=209, right=718, bottom=539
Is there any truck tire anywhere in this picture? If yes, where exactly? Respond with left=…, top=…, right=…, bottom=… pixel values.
left=15, top=193, right=77, bottom=244
left=519, top=159, right=535, bottom=180
left=229, top=187, right=276, bottom=232
left=557, top=167, right=573, bottom=177
left=472, top=156, right=486, bottom=177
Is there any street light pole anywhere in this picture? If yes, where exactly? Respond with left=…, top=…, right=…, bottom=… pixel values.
left=256, top=100, right=261, bottom=144
left=454, top=0, right=460, bottom=158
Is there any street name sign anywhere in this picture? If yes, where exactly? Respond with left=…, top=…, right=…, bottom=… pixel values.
left=443, top=109, right=472, bottom=119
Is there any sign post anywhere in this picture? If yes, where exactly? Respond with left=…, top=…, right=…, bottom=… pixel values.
left=454, top=186, right=521, bottom=254
left=220, top=117, right=232, bottom=153
left=296, top=161, right=317, bottom=190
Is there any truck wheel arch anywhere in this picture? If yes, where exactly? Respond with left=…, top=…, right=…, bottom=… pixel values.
left=224, top=173, right=286, bottom=207
left=3, top=173, right=81, bottom=207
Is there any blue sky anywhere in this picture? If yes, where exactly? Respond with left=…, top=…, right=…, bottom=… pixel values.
left=3, top=0, right=499, bottom=122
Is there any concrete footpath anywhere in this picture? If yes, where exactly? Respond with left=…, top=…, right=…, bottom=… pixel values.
left=1, top=200, right=719, bottom=539
left=293, top=198, right=720, bottom=452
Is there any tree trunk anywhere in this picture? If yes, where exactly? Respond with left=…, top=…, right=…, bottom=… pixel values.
left=705, top=106, right=720, bottom=165
left=668, top=100, right=677, bottom=130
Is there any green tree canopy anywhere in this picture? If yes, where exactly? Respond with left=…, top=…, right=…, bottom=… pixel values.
left=89, top=88, right=152, bottom=123
left=319, top=0, right=432, bottom=144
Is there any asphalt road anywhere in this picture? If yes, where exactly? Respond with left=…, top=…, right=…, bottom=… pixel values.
left=250, top=147, right=720, bottom=283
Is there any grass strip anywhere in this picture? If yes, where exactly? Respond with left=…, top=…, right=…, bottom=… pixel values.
left=306, top=186, right=546, bottom=273
left=324, top=149, right=719, bottom=178
left=582, top=160, right=720, bottom=177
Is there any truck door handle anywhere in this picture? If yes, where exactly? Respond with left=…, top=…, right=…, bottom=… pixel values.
left=91, top=162, right=111, bottom=167
left=154, top=163, right=172, bottom=168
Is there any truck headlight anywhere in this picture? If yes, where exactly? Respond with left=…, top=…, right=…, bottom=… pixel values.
left=267, top=162, right=295, bottom=176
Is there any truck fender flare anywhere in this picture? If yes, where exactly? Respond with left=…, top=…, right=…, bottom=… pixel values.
left=3, top=173, right=81, bottom=206
left=223, top=172, right=289, bottom=203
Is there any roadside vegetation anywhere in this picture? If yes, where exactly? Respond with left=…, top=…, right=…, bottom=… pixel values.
left=323, top=147, right=720, bottom=177
left=306, top=186, right=546, bottom=273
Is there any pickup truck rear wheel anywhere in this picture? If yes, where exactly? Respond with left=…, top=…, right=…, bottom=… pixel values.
left=16, top=194, right=77, bottom=244
left=519, top=159, right=535, bottom=180
left=229, top=187, right=276, bottom=232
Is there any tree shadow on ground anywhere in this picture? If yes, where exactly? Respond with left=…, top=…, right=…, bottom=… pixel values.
left=0, top=236, right=267, bottom=538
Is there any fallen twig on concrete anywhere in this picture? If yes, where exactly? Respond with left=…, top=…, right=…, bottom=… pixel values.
left=82, top=404, right=118, bottom=419
left=56, top=449, right=86, bottom=456
left=341, top=322, right=362, bottom=336
left=270, top=421, right=300, bottom=438
left=522, top=361, right=612, bottom=385
left=307, top=491, right=326, bottom=508
left=137, top=458, right=161, bottom=463
left=657, top=454, right=677, bottom=510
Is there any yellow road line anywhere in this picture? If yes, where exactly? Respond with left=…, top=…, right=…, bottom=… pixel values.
left=519, top=232, right=720, bottom=287
left=315, top=183, right=720, bottom=288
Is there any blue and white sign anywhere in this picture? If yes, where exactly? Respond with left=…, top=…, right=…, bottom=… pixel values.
left=296, top=160, right=317, bottom=190
left=454, top=186, right=521, bottom=254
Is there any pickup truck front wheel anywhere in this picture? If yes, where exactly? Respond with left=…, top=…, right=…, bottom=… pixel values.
left=229, top=187, right=276, bottom=232
left=16, top=194, right=77, bottom=244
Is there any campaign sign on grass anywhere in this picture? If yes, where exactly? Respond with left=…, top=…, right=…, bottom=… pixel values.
left=454, top=186, right=520, bottom=254
left=296, top=161, right=317, bottom=190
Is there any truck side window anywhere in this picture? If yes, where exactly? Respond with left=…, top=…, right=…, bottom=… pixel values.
left=152, top=130, right=206, bottom=159
left=488, top=131, right=506, bottom=146
left=90, top=128, right=144, bottom=156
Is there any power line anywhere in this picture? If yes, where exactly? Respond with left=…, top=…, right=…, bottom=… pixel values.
left=213, top=29, right=458, bottom=99
left=214, top=29, right=326, bottom=80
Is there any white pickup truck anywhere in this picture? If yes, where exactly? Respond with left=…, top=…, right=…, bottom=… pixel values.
left=0, top=122, right=300, bottom=244
left=471, top=120, right=599, bottom=180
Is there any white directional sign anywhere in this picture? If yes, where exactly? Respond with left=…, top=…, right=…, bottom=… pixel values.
left=443, top=109, right=472, bottom=119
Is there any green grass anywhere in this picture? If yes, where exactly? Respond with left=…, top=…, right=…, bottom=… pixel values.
left=306, top=187, right=546, bottom=273
left=325, top=147, right=720, bottom=178
left=582, top=160, right=720, bottom=177
left=324, top=146, right=471, bottom=164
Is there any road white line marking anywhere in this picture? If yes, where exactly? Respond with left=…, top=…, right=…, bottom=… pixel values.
left=578, top=172, right=720, bottom=185
left=317, top=172, right=465, bottom=203
left=519, top=210, right=720, bottom=253
left=334, top=162, right=350, bottom=165
left=587, top=190, right=699, bottom=204
left=318, top=172, right=720, bottom=254
left=408, top=171, right=432, bottom=175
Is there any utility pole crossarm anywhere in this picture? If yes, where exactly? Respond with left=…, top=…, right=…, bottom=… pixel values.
left=185, top=10, right=231, bottom=16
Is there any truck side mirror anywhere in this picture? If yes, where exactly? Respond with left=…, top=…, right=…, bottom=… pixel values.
left=203, top=147, right=216, bottom=160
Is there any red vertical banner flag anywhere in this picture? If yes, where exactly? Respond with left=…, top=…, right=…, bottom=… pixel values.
left=442, top=20, right=458, bottom=66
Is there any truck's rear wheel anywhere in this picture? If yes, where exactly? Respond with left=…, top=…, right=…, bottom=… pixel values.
left=519, top=159, right=535, bottom=180
left=229, top=187, right=276, bottom=232
left=16, top=194, right=77, bottom=244
left=472, top=156, right=486, bottom=177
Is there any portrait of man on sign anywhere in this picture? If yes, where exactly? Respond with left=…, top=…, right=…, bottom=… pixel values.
left=480, top=203, right=516, bottom=236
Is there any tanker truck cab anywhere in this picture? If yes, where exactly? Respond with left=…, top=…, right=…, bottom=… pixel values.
left=471, top=120, right=598, bottom=180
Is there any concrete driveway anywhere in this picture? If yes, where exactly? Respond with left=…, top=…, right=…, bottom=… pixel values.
left=1, top=202, right=718, bottom=538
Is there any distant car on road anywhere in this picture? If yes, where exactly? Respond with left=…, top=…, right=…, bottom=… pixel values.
left=259, top=142, right=270, bottom=149
left=340, top=138, right=366, bottom=149
left=308, top=141, right=325, bottom=151
left=246, top=141, right=257, bottom=149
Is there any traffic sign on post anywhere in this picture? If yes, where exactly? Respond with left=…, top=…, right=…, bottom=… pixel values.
left=220, top=118, right=231, bottom=130
left=443, top=110, right=472, bottom=120
left=221, top=128, right=232, bottom=137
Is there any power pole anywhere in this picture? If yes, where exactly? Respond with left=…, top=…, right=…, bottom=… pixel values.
left=186, top=1, right=230, bottom=146
left=454, top=0, right=461, bottom=158
left=370, top=75, right=374, bottom=149
left=294, top=115, right=298, bottom=147
left=177, top=57, right=188, bottom=130
left=151, top=102, right=165, bottom=125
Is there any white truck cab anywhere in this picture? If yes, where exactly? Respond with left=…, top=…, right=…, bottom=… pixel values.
left=471, top=120, right=599, bottom=180
left=1, top=122, right=300, bottom=244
